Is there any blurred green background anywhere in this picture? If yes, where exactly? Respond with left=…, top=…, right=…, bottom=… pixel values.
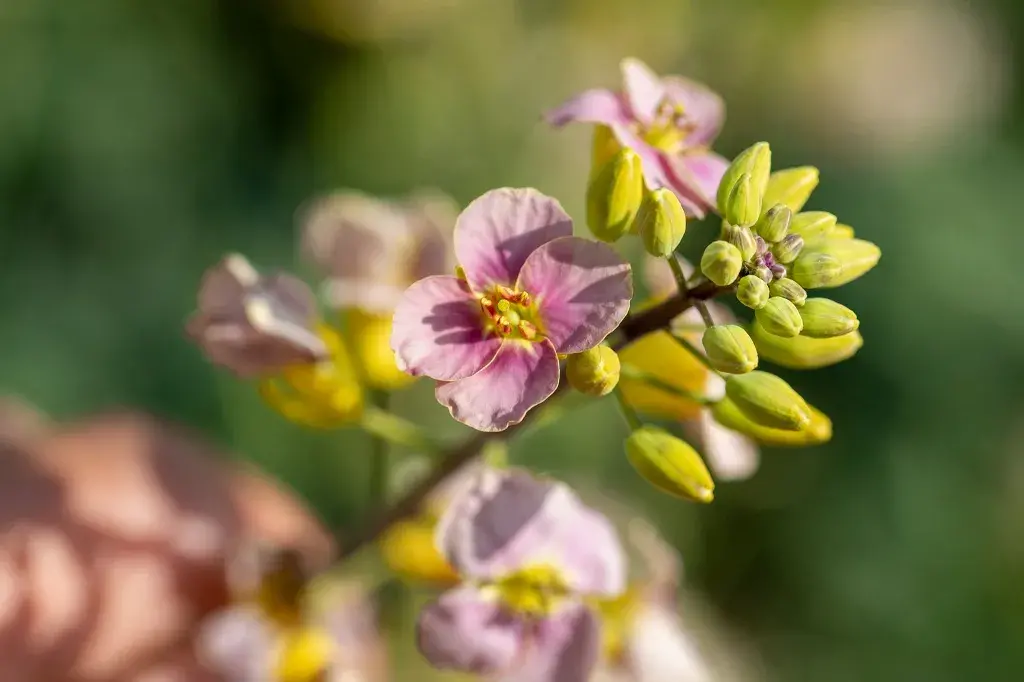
left=3, top=0, right=1024, bottom=679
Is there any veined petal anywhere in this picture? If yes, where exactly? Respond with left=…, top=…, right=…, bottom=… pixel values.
left=195, top=606, right=275, bottom=682
left=437, top=468, right=626, bottom=596
left=416, top=585, right=525, bottom=675
left=666, top=151, right=729, bottom=217
left=664, top=76, right=726, bottom=147
left=454, top=188, right=574, bottom=291
left=620, top=57, right=666, bottom=125
left=435, top=340, right=559, bottom=432
left=499, top=604, right=600, bottom=682
left=391, top=275, right=501, bottom=382
left=545, top=88, right=632, bottom=128
left=517, top=237, right=632, bottom=355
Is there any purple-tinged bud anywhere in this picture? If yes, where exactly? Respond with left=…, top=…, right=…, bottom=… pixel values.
left=772, top=234, right=805, bottom=264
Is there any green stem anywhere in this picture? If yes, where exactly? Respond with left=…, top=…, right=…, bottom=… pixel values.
left=613, top=387, right=644, bottom=431
left=359, top=404, right=445, bottom=456
left=368, top=391, right=390, bottom=509
left=668, top=331, right=721, bottom=375
left=668, top=256, right=715, bottom=327
left=619, top=363, right=719, bottom=406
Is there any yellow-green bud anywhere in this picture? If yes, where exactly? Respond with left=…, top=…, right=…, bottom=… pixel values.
left=751, top=322, right=863, bottom=369
left=831, top=223, right=855, bottom=239
left=798, top=298, right=859, bottom=338
left=625, top=426, right=715, bottom=503
left=754, top=297, right=803, bottom=338
left=636, top=187, right=687, bottom=258
left=762, top=166, right=819, bottom=213
left=712, top=396, right=831, bottom=446
left=755, top=203, right=792, bottom=243
left=566, top=345, right=621, bottom=396
left=723, top=224, right=757, bottom=262
left=585, top=148, right=643, bottom=242
left=724, top=173, right=762, bottom=228
left=791, top=238, right=880, bottom=289
left=772, top=234, right=805, bottom=264
left=724, top=371, right=811, bottom=431
left=702, top=324, right=758, bottom=374
left=788, top=211, right=837, bottom=240
left=753, top=265, right=773, bottom=283
left=700, top=240, right=743, bottom=286
left=716, top=142, right=771, bottom=222
left=736, top=275, right=770, bottom=310
left=768, top=278, right=807, bottom=306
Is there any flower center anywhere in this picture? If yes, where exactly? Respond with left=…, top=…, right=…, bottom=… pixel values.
left=639, top=100, right=694, bottom=155
left=479, top=285, right=542, bottom=341
left=492, top=563, right=570, bottom=617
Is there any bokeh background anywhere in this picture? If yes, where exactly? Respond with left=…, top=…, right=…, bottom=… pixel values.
left=3, top=0, right=1023, bottom=679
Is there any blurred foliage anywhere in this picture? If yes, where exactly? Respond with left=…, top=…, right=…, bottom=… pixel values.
left=3, top=0, right=1024, bottom=680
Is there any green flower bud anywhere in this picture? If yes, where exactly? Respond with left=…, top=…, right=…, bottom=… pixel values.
left=586, top=148, right=643, bottom=242
left=716, top=142, right=771, bottom=221
left=700, top=240, right=743, bottom=286
left=724, top=371, right=811, bottom=431
left=723, top=224, right=757, bottom=262
left=566, top=345, right=621, bottom=396
left=798, top=298, right=859, bottom=338
left=832, top=223, right=855, bottom=239
left=771, top=234, right=805, bottom=264
left=768, top=278, right=807, bottom=306
left=636, top=187, right=687, bottom=258
left=762, top=166, right=819, bottom=213
left=724, top=173, right=761, bottom=228
left=712, top=396, right=831, bottom=446
left=788, top=211, right=837, bottom=240
left=736, top=275, right=770, bottom=310
left=751, top=322, right=863, bottom=369
left=753, top=265, right=773, bottom=284
left=755, top=203, right=792, bottom=243
left=702, top=324, right=758, bottom=374
left=625, top=426, right=715, bottom=503
left=791, top=238, right=881, bottom=289
left=755, top=297, right=803, bottom=338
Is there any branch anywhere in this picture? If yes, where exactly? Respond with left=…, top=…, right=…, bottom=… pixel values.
left=335, top=280, right=726, bottom=561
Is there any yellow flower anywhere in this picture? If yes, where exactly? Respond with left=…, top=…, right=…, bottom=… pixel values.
left=347, top=309, right=415, bottom=391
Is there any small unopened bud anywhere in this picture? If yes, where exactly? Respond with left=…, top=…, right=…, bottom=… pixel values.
left=769, top=278, right=807, bottom=306
left=762, top=166, right=820, bottom=213
left=700, top=241, right=743, bottom=286
left=711, top=396, right=831, bottom=446
left=755, top=204, right=792, bottom=243
left=755, top=296, right=803, bottom=337
left=636, top=187, right=687, bottom=258
left=723, top=224, right=757, bottom=261
left=754, top=265, right=773, bottom=284
left=566, top=345, right=621, bottom=396
left=702, top=325, right=758, bottom=374
left=770, top=263, right=787, bottom=280
left=586, top=148, right=643, bottom=242
left=788, top=211, right=837, bottom=240
left=752, top=322, right=862, bottom=369
left=717, top=142, right=771, bottom=222
left=792, top=238, right=881, bottom=289
left=724, top=173, right=761, bottom=228
left=625, top=426, right=715, bottom=503
left=832, top=223, right=855, bottom=239
left=725, top=371, right=811, bottom=431
left=736, top=275, right=770, bottom=310
left=772, top=234, right=805, bottom=264
left=799, top=298, right=859, bottom=338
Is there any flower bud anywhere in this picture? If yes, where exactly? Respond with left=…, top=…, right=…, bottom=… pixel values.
left=625, top=426, right=715, bottom=503
left=754, top=265, right=773, bottom=283
left=755, top=297, right=803, bottom=337
left=736, top=275, right=770, bottom=310
left=751, top=322, right=863, bottom=369
left=700, top=241, right=743, bottom=286
left=762, top=166, right=819, bottom=213
left=723, top=224, right=757, bottom=261
left=711, top=396, right=831, bottom=446
left=798, top=298, right=859, bottom=338
left=586, top=148, right=643, bottom=242
left=717, top=142, right=771, bottom=219
left=788, top=211, right=837, bottom=240
left=724, top=173, right=761, bottom=228
left=772, top=234, right=805, bottom=264
left=792, top=238, right=881, bottom=289
left=566, top=345, right=621, bottom=396
left=636, top=187, right=687, bottom=258
left=769, top=278, right=807, bottom=306
left=724, top=371, right=811, bottom=431
left=590, top=125, right=622, bottom=179
left=755, top=203, right=792, bottom=243
left=832, top=223, right=855, bottom=239
left=702, top=325, right=758, bottom=374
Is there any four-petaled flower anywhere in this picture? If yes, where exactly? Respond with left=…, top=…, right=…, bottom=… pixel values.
left=416, top=467, right=626, bottom=682
left=391, top=187, right=632, bottom=432
left=547, top=57, right=728, bottom=218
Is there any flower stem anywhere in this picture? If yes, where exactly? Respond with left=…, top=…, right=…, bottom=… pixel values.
left=619, top=363, right=719, bottom=406
left=613, top=386, right=644, bottom=431
left=359, top=403, right=444, bottom=456
left=667, top=330, right=721, bottom=375
left=668, top=256, right=715, bottom=328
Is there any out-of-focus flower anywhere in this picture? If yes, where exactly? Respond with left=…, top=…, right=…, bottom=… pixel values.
left=0, top=395, right=49, bottom=447
left=415, top=467, right=626, bottom=682
left=391, top=188, right=632, bottom=431
left=547, top=57, right=727, bottom=218
left=750, top=321, right=862, bottom=370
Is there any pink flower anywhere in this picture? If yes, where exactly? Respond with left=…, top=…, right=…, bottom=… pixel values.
left=390, top=188, right=632, bottom=432
left=546, top=58, right=728, bottom=218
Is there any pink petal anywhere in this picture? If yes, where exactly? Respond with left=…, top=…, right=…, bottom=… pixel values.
left=620, top=57, right=667, bottom=125
left=391, top=275, right=501, bottom=381
left=454, top=188, right=573, bottom=291
left=437, top=468, right=626, bottom=596
left=665, top=151, right=730, bottom=218
left=416, top=585, right=526, bottom=676
left=195, top=606, right=274, bottom=682
left=629, top=605, right=712, bottom=682
left=545, top=88, right=631, bottom=128
left=435, top=339, right=559, bottom=432
left=517, top=237, right=632, bottom=354
left=664, top=76, right=726, bottom=147
left=685, top=408, right=760, bottom=482
left=499, top=604, right=600, bottom=682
